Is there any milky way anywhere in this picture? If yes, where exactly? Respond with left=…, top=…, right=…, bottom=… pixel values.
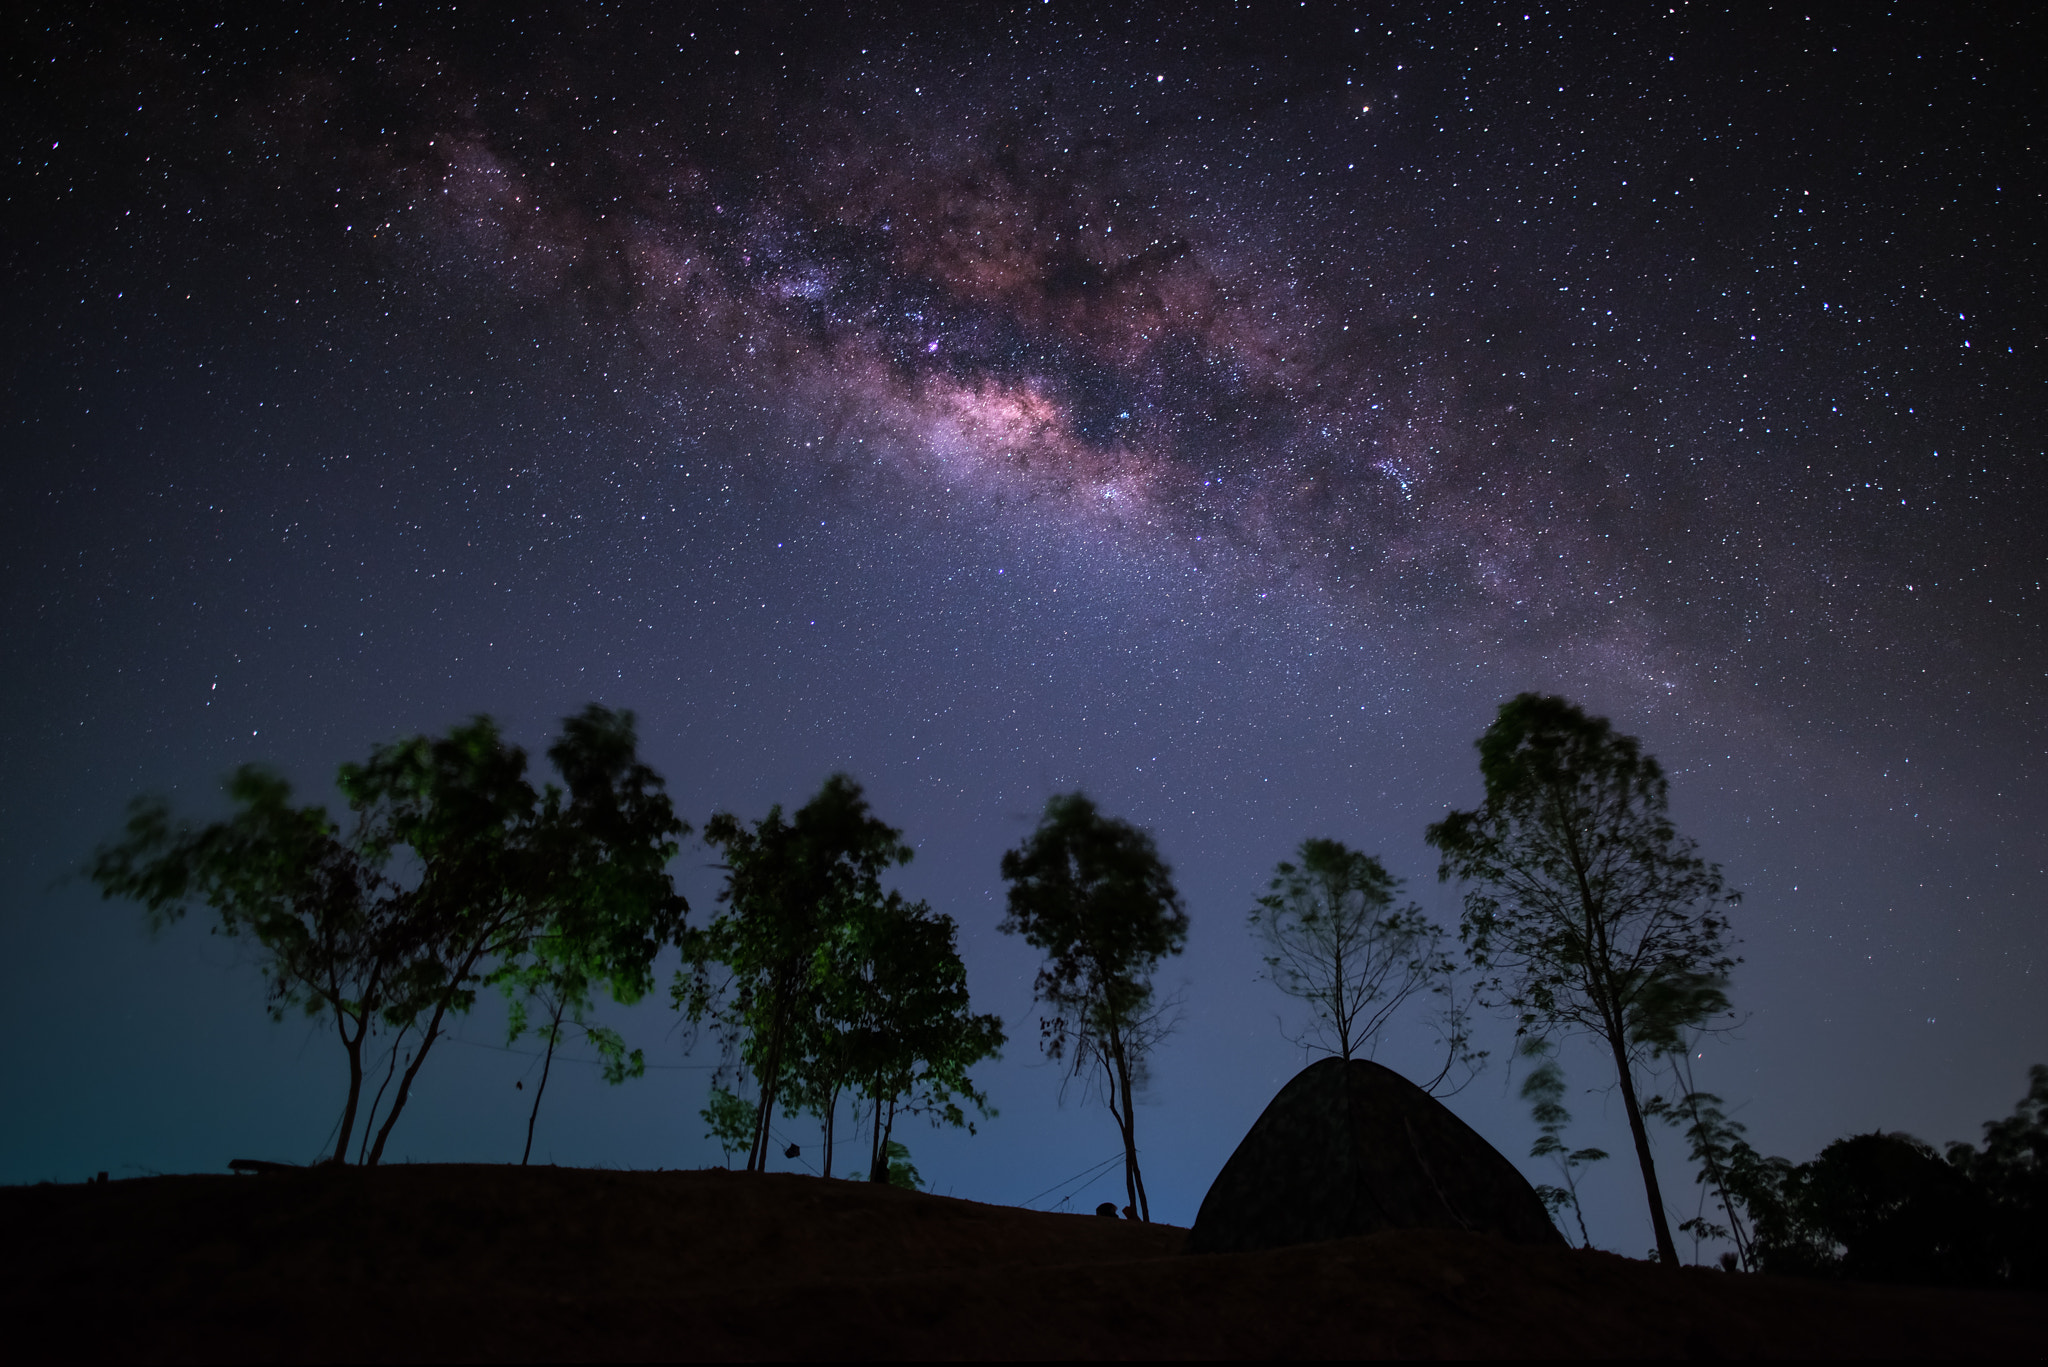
left=6, top=2, right=2042, bottom=1238
left=296, top=9, right=1898, bottom=671
left=201, top=1, right=2020, bottom=733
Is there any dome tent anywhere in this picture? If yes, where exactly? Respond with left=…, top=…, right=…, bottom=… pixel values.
left=1186, top=1057, right=1564, bottom=1254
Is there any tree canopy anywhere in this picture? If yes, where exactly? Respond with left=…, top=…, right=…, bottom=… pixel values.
left=999, top=792, right=1187, bottom=1222
left=1424, top=693, right=1738, bottom=1265
left=91, top=706, right=688, bottom=1165
left=825, top=891, right=1004, bottom=1182
left=681, top=775, right=909, bottom=1173
left=1249, top=838, right=1453, bottom=1064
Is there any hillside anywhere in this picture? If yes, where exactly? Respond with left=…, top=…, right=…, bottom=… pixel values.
left=3, top=1165, right=2038, bottom=1360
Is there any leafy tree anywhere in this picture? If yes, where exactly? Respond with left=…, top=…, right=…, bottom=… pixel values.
left=89, top=769, right=407, bottom=1165
left=1425, top=693, right=1739, bottom=1265
left=1740, top=1132, right=1994, bottom=1284
left=1717, top=1065, right=2048, bottom=1287
left=91, top=706, right=687, bottom=1166
left=702, top=1084, right=757, bottom=1166
left=1642, top=1042, right=1761, bottom=1269
left=678, top=774, right=912, bottom=1173
left=879, top=1138, right=923, bottom=1190
left=1518, top=1040, right=1608, bottom=1248
left=1250, top=838, right=1455, bottom=1065
left=501, top=966, right=642, bottom=1166
left=495, top=706, right=691, bottom=1163
left=999, top=792, right=1188, bottom=1223
left=826, top=892, right=1004, bottom=1183
left=1947, top=1064, right=2048, bottom=1286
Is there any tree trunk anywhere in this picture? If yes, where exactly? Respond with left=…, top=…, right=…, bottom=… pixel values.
left=1104, top=1036, right=1148, bottom=1221
left=1608, top=1030, right=1679, bottom=1265
left=820, top=1083, right=839, bottom=1179
left=869, top=1083, right=887, bottom=1182
left=749, top=977, right=797, bottom=1173
left=521, top=1001, right=565, bottom=1166
left=365, top=998, right=452, bottom=1166
left=1121, top=1079, right=1149, bottom=1221
left=331, top=1009, right=368, bottom=1164
left=358, top=1032, right=406, bottom=1164
left=750, top=1044, right=784, bottom=1174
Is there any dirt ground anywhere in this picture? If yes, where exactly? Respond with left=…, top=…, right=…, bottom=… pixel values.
left=2, top=1164, right=2039, bottom=1360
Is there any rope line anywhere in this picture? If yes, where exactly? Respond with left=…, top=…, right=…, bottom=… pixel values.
left=1018, top=1150, right=1128, bottom=1210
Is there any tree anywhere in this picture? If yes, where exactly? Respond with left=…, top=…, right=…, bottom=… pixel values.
left=1424, top=693, right=1739, bottom=1265
left=828, top=891, right=1005, bottom=1183
left=677, top=774, right=913, bottom=1173
left=1519, top=1039, right=1609, bottom=1248
left=1947, top=1064, right=2048, bottom=1287
left=702, top=1084, right=757, bottom=1166
left=1716, top=1065, right=2048, bottom=1287
left=999, top=792, right=1188, bottom=1223
left=91, top=706, right=688, bottom=1166
left=1642, top=1040, right=1761, bottom=1269
left=1249, top=838, right=1455, bottom=1065
left=89, top=768, right=408, bottom=1165
left=495, top=706, right=691, bottom=1164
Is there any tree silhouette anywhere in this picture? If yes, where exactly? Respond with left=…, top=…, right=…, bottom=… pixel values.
left=999, top=792, right=1187, bottom=1223
left=91, top=706, right=687, bottom=1166
left=679, top=774, right=912, bottom=1173
left=495, top=706, right=690, bottom=1164
left=1518, top=1039, right=1608, bottom=1247
left=1719, top=1065, right=2048, bottom=1286
left=829, top=892, right=1004, bottom=1183
left=1249, top=838, right=1453, bottom=1064
left=90, top=768, right=407, bottom=1164
left=1425, top=693, right=1738, bottom=1266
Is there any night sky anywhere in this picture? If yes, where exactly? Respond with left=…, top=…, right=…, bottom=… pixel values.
left=4, top=2, right=2041, bottom=1254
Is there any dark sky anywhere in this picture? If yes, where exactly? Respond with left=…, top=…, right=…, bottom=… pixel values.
left=4, top=1, right=2041, bottom=1250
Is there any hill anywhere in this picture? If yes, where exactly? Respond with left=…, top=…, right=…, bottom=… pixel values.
left=2, top=1164, right=2038, bottom=1359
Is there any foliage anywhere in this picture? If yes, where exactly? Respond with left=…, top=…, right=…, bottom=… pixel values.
left=999, top=792, right=1188, bottom=1222
left=1250, top=837, right=1464, bottom=1077
left=494, top=706, right=690, bottom=1163
left=676, top=774, right=915, bottom=1173
left=1946, top=1063, right=2048, bottom=1286
left=89, top=768, right=406, bottom=1164
left=881, top=1139, right=924, bottom=1190
left=91, top=706, right=687, bottom=1166
left=1518, top=1040, right=1607, bottom=1247
left=702, top=1084, right=757, bottom=1166
left=1639, top=1044, right=1761, bottom=1269
left=820, top=891, right=1004, bottom=1184
left=1424, top=693, right=1739, bottom=1265
left=1711, top=1065, right=2048, bottom=1287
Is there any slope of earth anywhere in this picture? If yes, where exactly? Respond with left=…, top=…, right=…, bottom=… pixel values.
left=1, top=1165, right=2038, bottom=1360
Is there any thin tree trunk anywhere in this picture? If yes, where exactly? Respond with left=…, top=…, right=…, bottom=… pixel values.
left=750, top=1050, right=782, bottom=1174
left=331, top=1008, right=368, bottom=1165
left=821, top=1083, right=838, bottom=1179
left=1566, top=810, right=1676, bottom=1267
left=1674, top=1060, right=1755, bottom=1269
left=749, top=977, right=795, bottom=1173
left=1117, top=1051, right=1149, bottom=1221
left=869, top=1083, right=887, bottom=1182
left=521, top=999, right=566, bottom=1166
left=1609, top=1030, right=1679, bottom=1265
left=359, top=1031, right=406, bottom=1164
left=366, top=997, right=453, bottom=1166
left=1102, top=1035, right=1147, bottom=1220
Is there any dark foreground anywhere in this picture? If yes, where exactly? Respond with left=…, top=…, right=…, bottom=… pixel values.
left=2, top=1165, right=2039, bottom=1360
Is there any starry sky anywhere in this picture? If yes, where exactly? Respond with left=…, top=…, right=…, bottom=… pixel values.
left=4, top=1, right=2041, bottom=1252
